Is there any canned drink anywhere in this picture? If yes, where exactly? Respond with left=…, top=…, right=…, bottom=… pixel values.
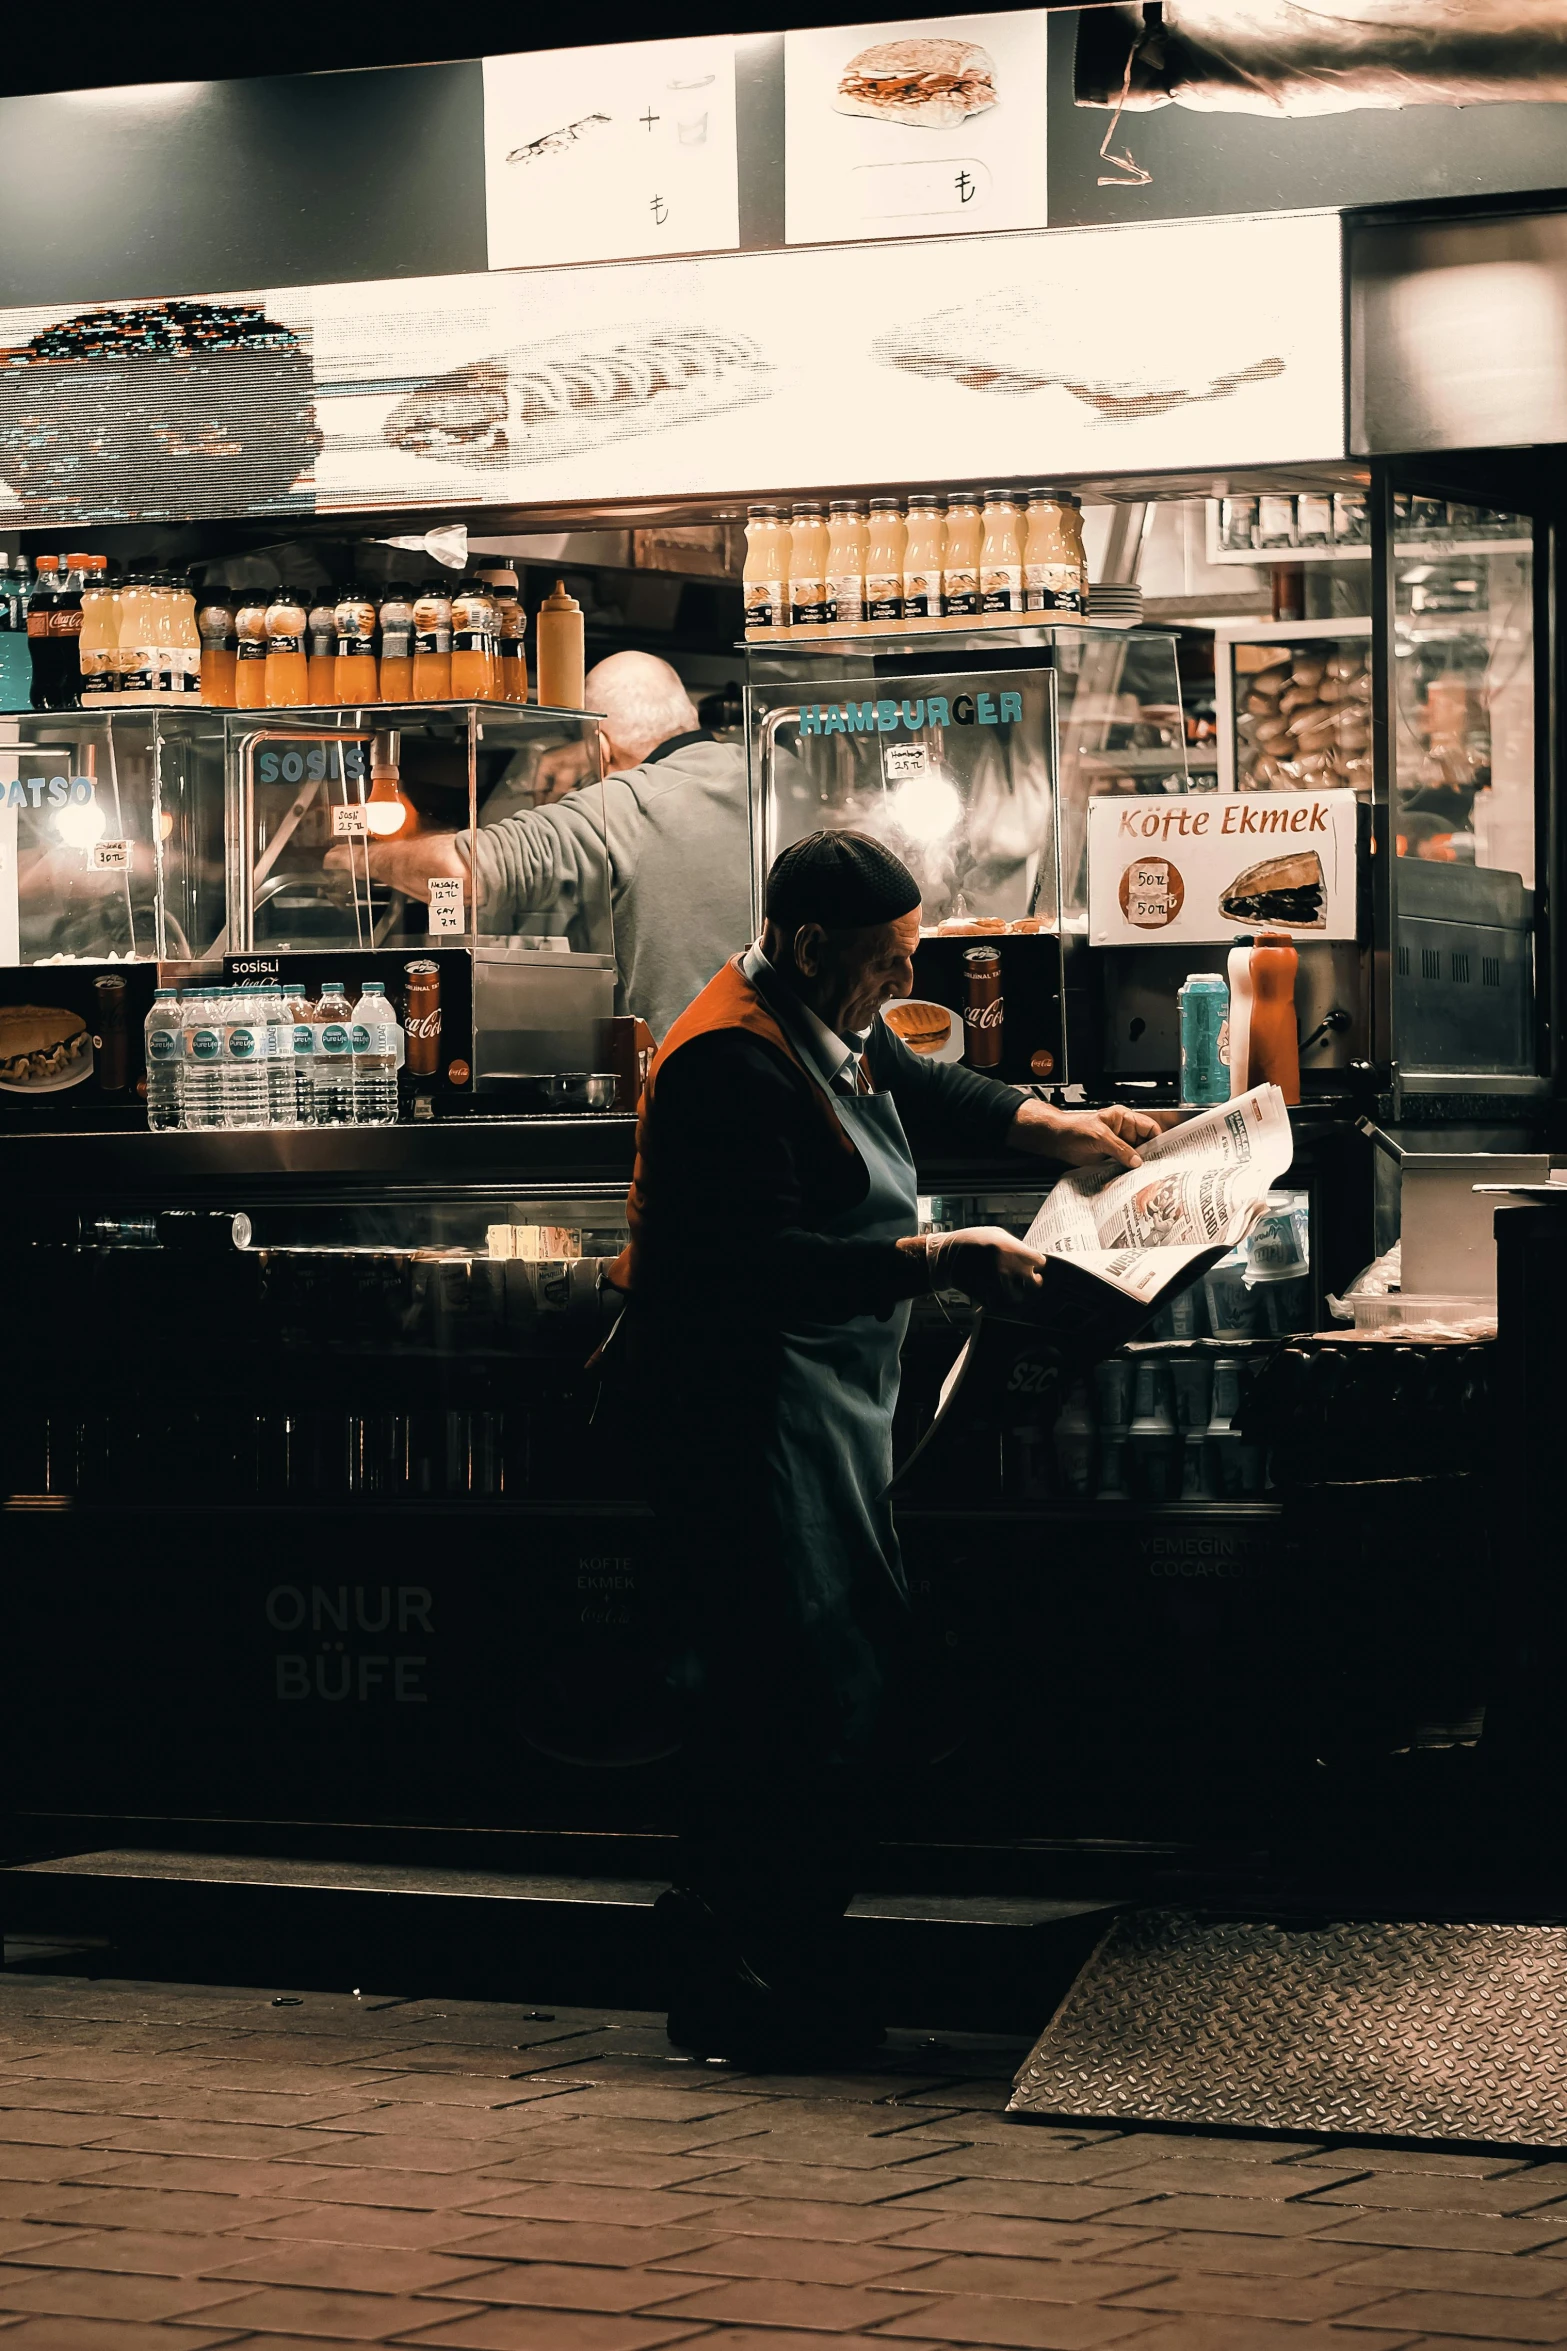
left=962, top=944, right=1003, bottom=1070
left=403, top=959, right=441, bottom=1078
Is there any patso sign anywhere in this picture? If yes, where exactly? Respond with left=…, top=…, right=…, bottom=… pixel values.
left=1087, top=789, right=1359, bottom=945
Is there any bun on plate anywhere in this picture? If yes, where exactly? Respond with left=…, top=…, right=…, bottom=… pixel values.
left=835, top=38, right=998, bottom=126
left=0, top=1004, right=91, bottom=1085
left=883, top=1001, right=952, bottom=1055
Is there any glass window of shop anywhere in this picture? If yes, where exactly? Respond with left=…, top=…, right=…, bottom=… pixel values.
left=1390, top=497, right=1536, bottom=1079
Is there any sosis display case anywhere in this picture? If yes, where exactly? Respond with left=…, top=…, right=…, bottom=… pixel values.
left=0, top=700, right=615, bottom=1123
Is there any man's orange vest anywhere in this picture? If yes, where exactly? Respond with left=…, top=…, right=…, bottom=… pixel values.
left=608, top=956, right=856, bottom=1295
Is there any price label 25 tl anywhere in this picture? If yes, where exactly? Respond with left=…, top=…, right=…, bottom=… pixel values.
left=331, top=803, right=369, bottom=838
left=427, top=876, right=465, bottom=934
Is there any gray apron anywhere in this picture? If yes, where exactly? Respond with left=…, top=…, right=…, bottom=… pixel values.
left=743, top=956, right=920, bottom=1751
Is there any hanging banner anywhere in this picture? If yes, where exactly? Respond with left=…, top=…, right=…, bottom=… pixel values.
left=0, top=210, right=1344, bottom=528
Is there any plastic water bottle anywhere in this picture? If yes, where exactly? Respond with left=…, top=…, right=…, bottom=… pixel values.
left=261, top=988, right=295, bottom=1126
left=313, top=980, right=356, bottom=1125
left=350, top=979, right=399, bottom=1125
left=286, top=985, right=317, bottom=1125
left=144, top=986, right=183, bottom=1130
left=222, top=989, right=270, bottom=1128
left=181, top=987, right=225, bottom=1129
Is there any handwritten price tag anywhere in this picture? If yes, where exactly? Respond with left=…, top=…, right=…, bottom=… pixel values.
left=883, top=742, right=929, bottom=781
left=331, top=803, right=369, bottom=838
left=90, top=839, right=131, bottom=870
left=427, top=876, right=465, bottom=935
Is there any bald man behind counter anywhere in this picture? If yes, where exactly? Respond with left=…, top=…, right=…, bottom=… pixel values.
left=338, top=650, right=751, bottom=1041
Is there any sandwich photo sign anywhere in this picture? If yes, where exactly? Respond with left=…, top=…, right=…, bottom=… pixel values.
left=1087, top=789, right=1359, bottom=947
left=784, top=11, right=1049, bottom=246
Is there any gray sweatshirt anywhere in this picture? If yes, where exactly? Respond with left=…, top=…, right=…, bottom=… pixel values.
left=463, top=733, right=753, bottom=1042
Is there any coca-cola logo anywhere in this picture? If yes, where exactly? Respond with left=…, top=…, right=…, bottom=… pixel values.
left=964, top=999, right=1004, bottom=1029
left=404, top=1008, right=442, bottom=1038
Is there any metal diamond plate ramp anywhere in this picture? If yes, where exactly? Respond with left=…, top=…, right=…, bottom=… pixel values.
left=1009, top=1908, right=1567, bottom=2148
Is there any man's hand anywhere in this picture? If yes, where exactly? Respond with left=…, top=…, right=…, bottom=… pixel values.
left=324, top=830, right=469, bottom=902
left=532, top=738, right=599, bottom=803
left=1009, top=1098, right=1168, bottom=1171
left=901, top=1225, right=1048, bottom=1312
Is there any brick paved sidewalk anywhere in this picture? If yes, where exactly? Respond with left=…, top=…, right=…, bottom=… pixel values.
left=2, top=1946, right=1567, bottom=2349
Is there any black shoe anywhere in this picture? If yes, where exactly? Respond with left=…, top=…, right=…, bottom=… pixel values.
left=658, top=1891, right=884, bottom=2065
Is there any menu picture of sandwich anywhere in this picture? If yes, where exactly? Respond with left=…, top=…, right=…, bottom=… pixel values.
left=785, top=12, right=1048, bottom=248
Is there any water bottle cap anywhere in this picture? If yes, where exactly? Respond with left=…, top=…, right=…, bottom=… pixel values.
left=360, top=981, right=385, bottom=994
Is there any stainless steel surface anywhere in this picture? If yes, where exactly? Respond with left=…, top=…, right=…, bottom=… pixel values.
left=473, top=953, right=616, bottom=1091
left=1010, top=1907, right=1567, bottom=2146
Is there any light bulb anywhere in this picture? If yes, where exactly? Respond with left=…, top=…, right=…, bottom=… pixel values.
left=364, top=776, right=408, bottom=836
left=890, top=771, right=963, bottom=845
left=56, top=797, right=107, bottom=849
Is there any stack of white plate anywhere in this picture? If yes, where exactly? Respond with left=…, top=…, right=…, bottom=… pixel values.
left=1086, top=583, right=1144, bottom=627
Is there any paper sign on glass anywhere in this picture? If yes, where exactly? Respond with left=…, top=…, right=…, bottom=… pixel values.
left=427, top=876, right=466, bottom=935
left=331, top=804, right=369, bottom=838
left=484, top=37, right=740, bottom=270
left=785, top=11, right=1047, bottom=247
left=1087, top=790, right=1359, bottom=946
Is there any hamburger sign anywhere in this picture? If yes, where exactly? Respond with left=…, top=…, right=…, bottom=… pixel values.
left=1087, top=789, right=1358, bottom=947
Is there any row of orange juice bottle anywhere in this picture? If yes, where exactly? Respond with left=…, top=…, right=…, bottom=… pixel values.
left=743, top=489, right=1088, bottom=636
left=198, top=574, right=537, bottom=708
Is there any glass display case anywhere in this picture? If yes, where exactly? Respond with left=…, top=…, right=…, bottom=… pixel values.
left=0, top=701, right=608, bottom=970
left=0, top=705, right=227, bottom=965
left=228, top=701, right=606, bottom=959
left=745, top=624, right=1188, bottom=1088
left=1388, top=500, right=1537, bottom=1083
left=1215, top=619, right=1374, bottom=798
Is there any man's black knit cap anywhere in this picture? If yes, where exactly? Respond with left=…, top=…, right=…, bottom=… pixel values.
left=765, top=829, right=921, bottom=932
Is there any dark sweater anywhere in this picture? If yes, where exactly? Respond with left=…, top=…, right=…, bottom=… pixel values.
left=634, top=1015, right=1026, bottom=1329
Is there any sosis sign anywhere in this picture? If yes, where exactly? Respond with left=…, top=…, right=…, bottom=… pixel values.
left=1087, top=789, right=1360, bottom=946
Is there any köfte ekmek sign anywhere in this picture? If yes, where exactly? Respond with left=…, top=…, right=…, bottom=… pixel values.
left=1087, top=789, right=1359, bottom=946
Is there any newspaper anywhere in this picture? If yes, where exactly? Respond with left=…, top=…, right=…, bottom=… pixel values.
left=1023, top=1084, right=1295, bottom=1305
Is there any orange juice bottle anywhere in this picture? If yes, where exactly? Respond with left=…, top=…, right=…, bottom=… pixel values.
left=377, top=583, right=414, bottom=702
left=198, top=592, right=237, bottom=707
left=788, top=501, right=829, bottom=632
left=941, top=493, right=981, bottom=625
left=411, top=581, right=452, bottom=701
left=1023, top=489, right=1087, bottom=616
left=450, top=578, right=497, bottom=700
left=744, top=505, right=791, bottom=637
left=234, top=594, right=270, bottom=710
left=333, top=589, right=379, bottom=704
left=901, top=493, right=945, bottom=625
left=77, top=558, right=119, bottom=701
left=307, top=596, right=336, bottom=701
left=824, top=501, right=866, bottom=635
left=979, top=491, right=1024, bottom=616
left=263, top=590, right=311, bottom=707
left=864, top=498, right=905, bottom=628
left=479, top=566, right=528, bottom=702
